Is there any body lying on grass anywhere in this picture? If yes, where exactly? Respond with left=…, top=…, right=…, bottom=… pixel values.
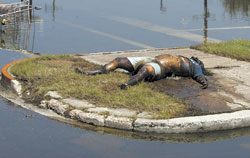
left=9, top=55, right=205, bottom=119
left=76, top=54, right=209, bottom=89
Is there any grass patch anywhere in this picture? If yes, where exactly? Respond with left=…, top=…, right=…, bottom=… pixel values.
left=191, top=39, right=250, bottom=61
left=10, top=55, right=201, bottom=119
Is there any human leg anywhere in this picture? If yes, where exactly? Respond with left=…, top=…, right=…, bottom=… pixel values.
left=118, top=65, right=155, bottom=89
left=105, top=57, right=134, bottom=72
left=76, top=57, right=134, bottom=75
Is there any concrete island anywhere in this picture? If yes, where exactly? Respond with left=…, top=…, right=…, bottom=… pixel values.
left=1, top=48, right=250, bottom=134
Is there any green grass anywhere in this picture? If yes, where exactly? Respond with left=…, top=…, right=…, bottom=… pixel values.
left=191, top=39, right=250, bottom=61
left=10, top=55, right=201, bottom=119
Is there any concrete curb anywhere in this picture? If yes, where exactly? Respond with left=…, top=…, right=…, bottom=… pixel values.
left=2, top=55, right=250, bottom=134
left=1, top=58, right=35, bottom=96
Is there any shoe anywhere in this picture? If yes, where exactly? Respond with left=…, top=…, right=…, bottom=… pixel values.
left=84, top=69, right=104, bottom=75
left=118, top=83, right=128, bottom=90
left=75, top=66, right=106, bottom=75
left=195, top=75, right=208, bottom=89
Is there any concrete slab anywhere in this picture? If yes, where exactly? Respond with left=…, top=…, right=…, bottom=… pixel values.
left=62, top=98, right=95, bottom=108
left=87, top=107, right=137, bottom=117
left=69, top=109, right=105, bottom=126
left=105, top=116, right=134, bottom=130
left=134, top=110, right=250, bottom=133
left=79, top=48, right=250, bottom=113
left=45, top=91, right=63, bottom=99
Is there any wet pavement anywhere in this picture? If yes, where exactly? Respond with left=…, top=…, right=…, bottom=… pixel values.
left=152, top=76, right=232, bottom=113
left=153, top=74, right=248, bottom=113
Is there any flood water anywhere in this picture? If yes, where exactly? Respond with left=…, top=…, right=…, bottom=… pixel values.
left=1, top=0, right=250, bottom=157
left=1, top=0, right=250, bottom=54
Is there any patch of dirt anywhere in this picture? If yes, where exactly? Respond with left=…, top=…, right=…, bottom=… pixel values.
left=151, top=72, right=250, bottom=114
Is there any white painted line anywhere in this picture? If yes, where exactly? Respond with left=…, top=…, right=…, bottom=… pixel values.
left=60, top=22, right=155, bottom=49
left=185, top=26, right=250, bottom=32
left=108, top=16, right=222, bottom=43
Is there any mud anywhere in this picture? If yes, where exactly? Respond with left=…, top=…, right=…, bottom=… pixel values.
left=152, top=70, right=249, bottom=114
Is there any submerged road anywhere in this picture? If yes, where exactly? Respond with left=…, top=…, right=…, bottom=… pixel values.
left=60, top=16, right=250, bottom=52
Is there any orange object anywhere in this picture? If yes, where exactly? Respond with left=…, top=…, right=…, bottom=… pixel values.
left=1, top=58, right=36, bottom=86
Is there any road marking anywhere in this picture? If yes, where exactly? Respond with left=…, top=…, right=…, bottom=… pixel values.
left=61, top=22, right=155, bottom=49
left=108, top=16, right=222, bottom=43
left=185, top=26, right=250, bottom=31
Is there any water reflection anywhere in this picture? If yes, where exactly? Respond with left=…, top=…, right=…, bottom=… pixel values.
left=72, top=133, right=133, bottom=157
left=241, top=143, right=250, bottom=150
left=53, top=0, right=55, bottom=21
left=52, top=117, right=250, bottom=143
left=160, top=0, right=166, bottom=13
left=44, top=0, right=62, bottom=22
left=204, top=0, right=208, bottom=46
left=1, top=11, right=30, bottom=50
left=223, top=0, right=250, bottom=18
left=0, top=5, right=41, bottom=54
left=3, top=0, right=250, bottom=55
